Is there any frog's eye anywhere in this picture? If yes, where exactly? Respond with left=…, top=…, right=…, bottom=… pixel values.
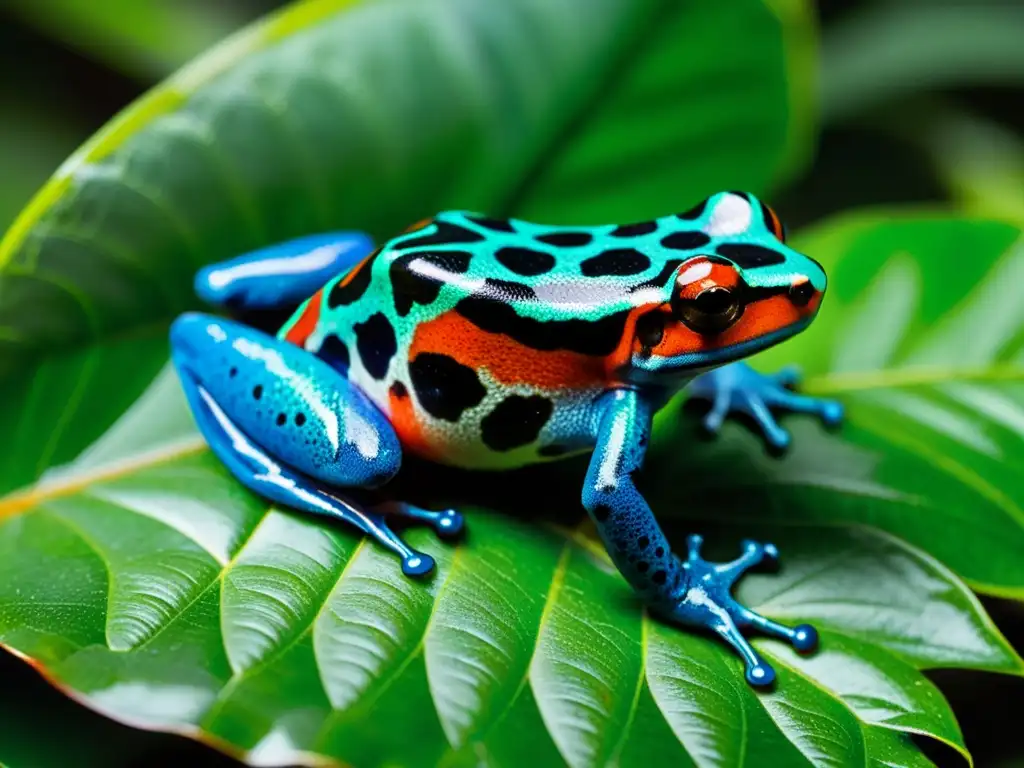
left=759, top=201, right=786, bottom=243
left=673, top=286, right=744, bottom=334
left=671, top=257, right=745, bottom=334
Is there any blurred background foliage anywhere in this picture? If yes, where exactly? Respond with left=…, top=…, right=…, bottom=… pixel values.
left=2, top=0, right=1024, bottom=766
left=4, top=0, right=1024, bottom=240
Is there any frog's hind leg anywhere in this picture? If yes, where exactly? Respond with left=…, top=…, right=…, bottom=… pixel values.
left=170, top=312, right=452, bottom=576
left=195, top=232, right=376, bottom=311
left=185, top=381, right=436, bottom=576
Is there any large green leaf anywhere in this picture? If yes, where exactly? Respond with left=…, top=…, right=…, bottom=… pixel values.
left=2, top=209, right=1023, bottom=766
left=0, top=383, right=1014, bottom=766
left=0, top=0, right=813, bottom=495
left=650, top=212, right=1024, bottom=599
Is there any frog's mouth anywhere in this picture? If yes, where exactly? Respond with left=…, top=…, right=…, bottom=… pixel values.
left=627, top=277, right=823, bottom=377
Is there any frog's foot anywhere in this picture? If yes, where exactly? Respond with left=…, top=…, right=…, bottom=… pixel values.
left=195, top=232, right=376, bottom=311
left=687, top=361, right=843, bottom=453
left=669, top=535, right=818, bottom=687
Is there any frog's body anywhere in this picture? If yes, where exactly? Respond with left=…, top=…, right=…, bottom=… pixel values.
left=172, top=191, right=842, bottom=688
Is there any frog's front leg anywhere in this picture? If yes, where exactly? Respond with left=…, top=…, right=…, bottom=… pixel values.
left=170, top=312, right=462, bottom=576
left=687, top=362, right=843, bottom=453
left=194, top=232, right=376, bottom=310
left=583, top=389, right=817, bottom=686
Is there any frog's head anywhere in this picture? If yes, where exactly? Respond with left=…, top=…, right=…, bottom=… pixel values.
left=622, top=191, right=826, bottom=382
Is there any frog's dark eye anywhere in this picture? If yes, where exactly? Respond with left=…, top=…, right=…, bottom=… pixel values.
left=759, top=201, right=786, bottom=243
left=672, top=286, right=744, bottom=334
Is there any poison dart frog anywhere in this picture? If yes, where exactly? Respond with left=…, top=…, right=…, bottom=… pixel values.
left=170, top=191, right=843, bottom=687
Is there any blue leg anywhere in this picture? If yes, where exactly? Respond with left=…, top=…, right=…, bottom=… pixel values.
left=687, top=362, right=844, bottom=453
left=170, top=312, right=457, bottom=577
left=195, top=232, right=376, bottom=310
left=583, top=390, right=817, bottom=687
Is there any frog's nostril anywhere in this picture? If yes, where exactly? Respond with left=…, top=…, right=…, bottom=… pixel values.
left=789, top=280, right=814, bottom=307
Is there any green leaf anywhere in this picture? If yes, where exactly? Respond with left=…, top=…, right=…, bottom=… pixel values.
left=0, top=368, right=1013, bottom=765
left=650, top=212, right=1024, bottom=599
left=821, top=2, right=1024, bottom=122
left=0, top=0, right=814, bottom=494
left=5, top=0, right=246, bottom=79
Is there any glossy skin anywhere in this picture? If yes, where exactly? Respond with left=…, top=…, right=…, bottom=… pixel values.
left=171, top=191, right=843, bottom=687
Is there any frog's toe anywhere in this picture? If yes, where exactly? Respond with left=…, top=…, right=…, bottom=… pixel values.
left=766, top=389, right=845, bottom=428
left=435, top=509, right=465, bottom=538
left=685, top=533, right=705, bottom=559
left=770, top=364, right=802, bottom=389
left=741, top=394, right=792, bottom=453
left=820, top=399, right=844, bottom=427
left=700, top=392, right=731, bottom=435
left=716, top=538, right=778, bottom=584
left=708, top=609, right=777, bottom=687
left=401, top=552, right=436, bottom=578
left=740, top=538, right=779, bottom=566
left=735, top=605, right=819, bottom=654
left=793, top=624, right=819, bottom=652
left=745, top=661, right=776, bottom=687
left=373, top=502, right=466, bottom=540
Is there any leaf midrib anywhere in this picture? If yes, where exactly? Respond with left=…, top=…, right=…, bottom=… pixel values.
left=802, top=364, right=1024, bottom=395
left=199, top=536, right=368, bottom=728
left=449, top=542, right=571, bottom=761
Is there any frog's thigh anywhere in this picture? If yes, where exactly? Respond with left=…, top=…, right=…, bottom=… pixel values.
left=171, top=312, right=401, bottom=488
left=195, top=232, right=376, bottom=310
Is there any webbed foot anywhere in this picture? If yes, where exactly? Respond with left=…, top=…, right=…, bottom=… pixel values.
left=669, top=535, right=818, bottom=687
left=687, top=362, right=843, bottom=453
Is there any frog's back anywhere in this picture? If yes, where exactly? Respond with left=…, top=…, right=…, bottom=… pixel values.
left=279, top=209, right=703, bottom=469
